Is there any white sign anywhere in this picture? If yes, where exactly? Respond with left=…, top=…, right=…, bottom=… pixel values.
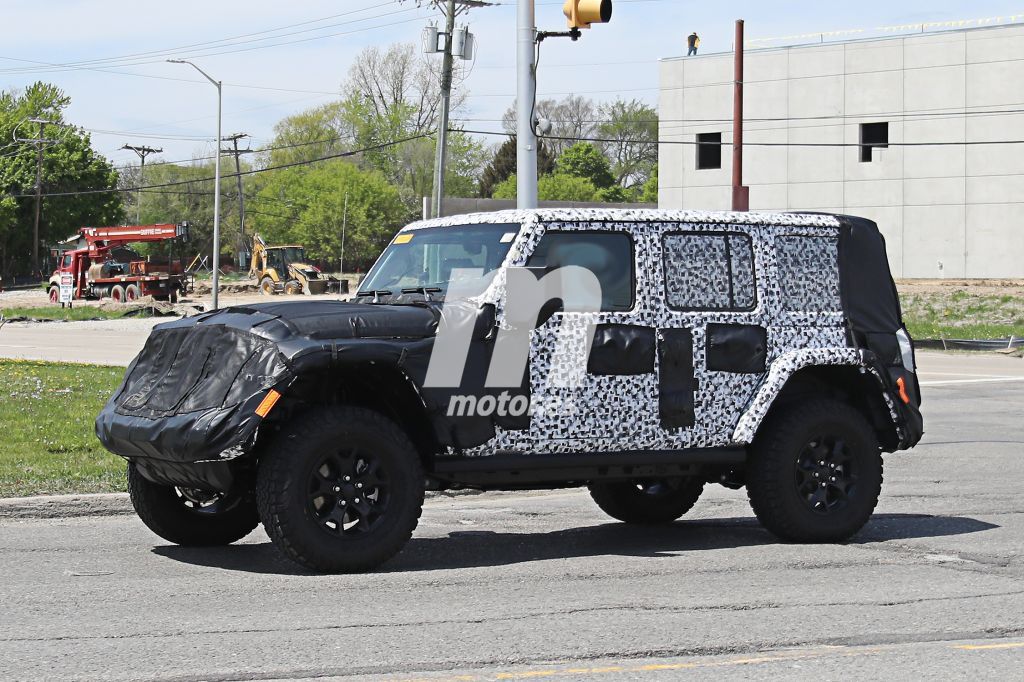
left=59, top=274, right=73, bottom=304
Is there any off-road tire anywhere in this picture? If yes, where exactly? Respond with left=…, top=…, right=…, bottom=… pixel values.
left=124, top=284, right=140, bottom=301
left=284, top=279, right=302, bottom=295
left=256, top=406, right=425, bottom=573
left=588, top=476, right=705, bottom=524
left=127, top=463, right=259, bottom=546
left=259, top=277, right=277, bottom=296
left=747, top=398, right=882, bottom=543
left=48, top=286, right=59, bottom=303
left=110, top=284, right=125, bottom=302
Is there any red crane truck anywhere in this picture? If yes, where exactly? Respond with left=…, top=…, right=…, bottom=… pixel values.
left=47, top=223, right=192, bottom=303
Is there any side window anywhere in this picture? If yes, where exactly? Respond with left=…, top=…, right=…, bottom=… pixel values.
left=663, top=233, right=756, bottom=311
left=776, top=235, right=841, bottom=312
left=526, top=231, right=635, bottom=311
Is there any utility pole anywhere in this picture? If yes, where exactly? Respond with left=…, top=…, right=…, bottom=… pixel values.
left=120, top=144, right=163, bottom=224
left=423, top=0, right=486, bottom=218
left=340, top=192, right=349, bottom=276
left=432, top=0, right=458, bottom=218
left=14, top=118, right=59, bottom=276
left=516, top=0, right=538, bottom=209
left=221, top=133, right=252, bottom=266
left=732, top=19, right=750, bottom=211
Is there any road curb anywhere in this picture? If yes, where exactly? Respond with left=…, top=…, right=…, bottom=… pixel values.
left=0, top=492, right=132, bottom=519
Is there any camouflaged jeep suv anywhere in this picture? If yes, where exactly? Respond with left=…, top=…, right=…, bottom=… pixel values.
left=97, top=209, right=923, bottom=573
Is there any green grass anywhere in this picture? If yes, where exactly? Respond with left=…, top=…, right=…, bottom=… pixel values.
left=0, top=360, right=126, bottom=497
left=900, top=290, right=1024, bottom=340
left=0, top=306, right=142, bottom=321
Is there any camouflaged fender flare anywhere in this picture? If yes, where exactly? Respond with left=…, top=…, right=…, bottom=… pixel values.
left=730, top=347, right=898, bottom=445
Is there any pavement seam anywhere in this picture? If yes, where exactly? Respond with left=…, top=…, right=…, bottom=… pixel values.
left=6, top=592, right=1024, bottom=644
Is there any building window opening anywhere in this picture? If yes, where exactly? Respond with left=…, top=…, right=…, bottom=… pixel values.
left=696, top=132, right=722, bottom=170
left=860, top=122, right=889, bottom=162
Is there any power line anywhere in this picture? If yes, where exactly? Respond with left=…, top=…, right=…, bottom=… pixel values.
left=0, top=10, right=427, bottom=77
left=458, top=128, right=1024, bottom=148
left=0, top=2, right=398, bottom=73
left=4, top=132, right=434, bottom=200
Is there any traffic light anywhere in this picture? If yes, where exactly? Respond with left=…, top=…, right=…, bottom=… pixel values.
left=563, top=0, right=612, bottom=29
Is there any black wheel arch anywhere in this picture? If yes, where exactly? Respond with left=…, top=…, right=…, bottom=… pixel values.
left=757, top=365, right=899, bottom=451
left=256, top=363, right=441, bottom=469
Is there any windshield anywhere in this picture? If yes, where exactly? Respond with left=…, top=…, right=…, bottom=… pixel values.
left=267, top=247, right=305, bottom=272
left=360, top=223, right=518, bottom=296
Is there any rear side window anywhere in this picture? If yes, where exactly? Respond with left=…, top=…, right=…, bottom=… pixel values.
left=527, top=231, right=635, bottom=311
left=663, top=233, right=756, bottom=311
left=776, top=235, right=841, bottom=312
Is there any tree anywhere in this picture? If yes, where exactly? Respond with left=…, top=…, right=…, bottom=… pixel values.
left=264, top=101, right=348, bottom=168
left=250, top=160, right=407, bottom=272
left=596, top=99, right=658, bottom=189
left=263, top=42, right=480, bottom=207
left=503, top=95, right=597, bottom=157
left=493, top=173, right=599, bottom=202
left=124, top=158, right=234, bottom=264
left=0, top=82, right=122, bottom=278
left=478, top=136, right=555, bottom=198
left=641, top=166, right=659, bottom=204
left=556, top=143, right=615, bottom=189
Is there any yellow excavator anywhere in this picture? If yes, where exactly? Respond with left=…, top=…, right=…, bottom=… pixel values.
left=249, top=234, right=339, bottom=295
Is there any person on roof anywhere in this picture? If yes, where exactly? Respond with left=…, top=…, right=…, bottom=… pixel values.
left=687, top=32, right=701, bottom=56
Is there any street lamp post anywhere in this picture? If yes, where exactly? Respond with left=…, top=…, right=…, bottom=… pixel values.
left=168, top=59, right=223, bottom=310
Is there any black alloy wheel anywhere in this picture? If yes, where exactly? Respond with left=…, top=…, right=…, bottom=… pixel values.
left=308, top=449, right=390, bottom=536
left=794, top=435, right=857, bottom=515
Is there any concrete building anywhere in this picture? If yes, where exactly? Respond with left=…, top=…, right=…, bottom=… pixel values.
left=658, top=24, right=1024, bottom=278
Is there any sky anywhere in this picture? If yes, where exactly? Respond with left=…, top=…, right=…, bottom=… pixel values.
left=2, top=0, right=1023, bottom=169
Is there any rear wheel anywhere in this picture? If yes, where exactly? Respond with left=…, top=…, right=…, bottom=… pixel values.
left=127, top=463, right=259, bottom=546
left=259, top=276, right=277, bottom=296
left=589, top=475, right=705, bottom=524
left=257, top=406, right=425, bottom=573
left=110, top=284, right=125, bottom=302
left=48, top=286, right=59, bottom=303
left=124, top=284, right=140, bottom=301
left=747, top=399, right=882, bottom=543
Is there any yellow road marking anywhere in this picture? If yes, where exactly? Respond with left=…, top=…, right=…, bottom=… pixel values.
left=955, top=642, right=1024, bottom=650
left=405, top=640, right=1024, bottom=681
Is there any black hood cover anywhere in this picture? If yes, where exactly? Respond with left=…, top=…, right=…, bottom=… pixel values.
left=96, top=301, right=445, bottom=466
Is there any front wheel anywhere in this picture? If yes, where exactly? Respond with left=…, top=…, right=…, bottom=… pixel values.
left=256, top=406, right=425, bottom=573
left=589, top=475, right=705, bottom=524
left=127, top=463, right=259, bottom=546
left=747, top=399, right=882, bottom=543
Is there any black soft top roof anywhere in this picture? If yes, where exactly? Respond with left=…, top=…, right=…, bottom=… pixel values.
left=832, top=214, right=904, bottom=337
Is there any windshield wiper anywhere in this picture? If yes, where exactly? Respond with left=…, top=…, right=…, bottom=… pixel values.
left=355, top=289, right=393, bottom=303
left=401, top=286, right=443, bottom=302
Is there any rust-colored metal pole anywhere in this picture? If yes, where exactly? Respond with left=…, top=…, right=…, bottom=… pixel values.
left=732, top=19, right=749, bottom=211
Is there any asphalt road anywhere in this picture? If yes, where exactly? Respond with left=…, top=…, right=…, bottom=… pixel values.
left=1, top=354, right=1023, bottom=680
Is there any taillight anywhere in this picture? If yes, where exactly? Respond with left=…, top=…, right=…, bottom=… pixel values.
left=895, top=328, right=915, bottom=372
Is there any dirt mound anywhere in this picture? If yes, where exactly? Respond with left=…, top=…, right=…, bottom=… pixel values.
left=97, top=298, right=205, bottom=317
left=192, top=279, right=259, bottom=295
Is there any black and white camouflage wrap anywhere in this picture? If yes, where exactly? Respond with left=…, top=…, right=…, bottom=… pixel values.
left=401, top=209, right=876, bottom=456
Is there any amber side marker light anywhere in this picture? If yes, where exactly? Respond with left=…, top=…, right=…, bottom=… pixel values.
left=896, top=376, right=911, bottom=404
left=255, top=389, right=282, bottom=417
